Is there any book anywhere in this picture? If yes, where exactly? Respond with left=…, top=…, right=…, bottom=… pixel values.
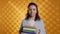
left=21, top=26, right=37, bottom=34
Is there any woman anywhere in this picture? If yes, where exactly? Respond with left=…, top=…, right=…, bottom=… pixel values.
left=19, top=2, right=46, bottom=34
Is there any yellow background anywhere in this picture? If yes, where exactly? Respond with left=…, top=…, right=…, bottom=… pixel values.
left=0, top=0, right=60, bottom=34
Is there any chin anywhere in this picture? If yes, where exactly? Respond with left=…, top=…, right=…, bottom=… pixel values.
left=31, top=15, right=35, bottom=17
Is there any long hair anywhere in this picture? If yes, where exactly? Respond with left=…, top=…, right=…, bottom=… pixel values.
left=25, top=2, right=40, bottom=21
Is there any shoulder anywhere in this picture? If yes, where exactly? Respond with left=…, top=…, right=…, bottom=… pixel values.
left=36, top=19, right=44, bottom=23
left=22, top=18, right=27, bottom=22
left=36, top=19, right=44, bottom=25
left=21, top=18, right=28, bottom=24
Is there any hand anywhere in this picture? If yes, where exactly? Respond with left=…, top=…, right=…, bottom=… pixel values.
left=36, top=30, right=40, bottom=34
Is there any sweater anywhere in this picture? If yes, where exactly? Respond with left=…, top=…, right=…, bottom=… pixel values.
left=19, top=19, right=46, bottom=34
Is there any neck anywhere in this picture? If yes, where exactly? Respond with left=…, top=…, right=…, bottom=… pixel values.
left=29, top=16, right=35, bottom=20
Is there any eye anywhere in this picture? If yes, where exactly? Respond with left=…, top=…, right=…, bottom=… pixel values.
left=33, top=9, right=36, bottom=11
left=33, top=9, right=35, bottom=10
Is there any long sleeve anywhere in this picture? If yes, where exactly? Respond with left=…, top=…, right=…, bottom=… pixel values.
left=36, top=20, right=46, bottom=34
left=40, top=20, right=46, bottom=34
left=19, top=21, right=23, bottom=34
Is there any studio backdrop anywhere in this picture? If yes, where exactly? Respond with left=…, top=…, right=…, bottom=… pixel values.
left=0, top=0, right=60, bottom=34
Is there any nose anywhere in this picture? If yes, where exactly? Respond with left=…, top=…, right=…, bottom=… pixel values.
left=31, top=9, right=34, bottom=13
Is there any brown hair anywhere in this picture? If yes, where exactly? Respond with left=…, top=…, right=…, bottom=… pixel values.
left=25, top=2, right=40, bottom=21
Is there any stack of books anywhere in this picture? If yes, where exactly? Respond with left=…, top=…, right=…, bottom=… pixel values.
left=21, top=26, right=36, bottom=34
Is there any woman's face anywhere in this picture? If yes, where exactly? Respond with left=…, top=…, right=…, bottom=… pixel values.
left=28, top=5, right=37, bottom=17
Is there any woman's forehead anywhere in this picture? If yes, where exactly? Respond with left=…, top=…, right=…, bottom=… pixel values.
left=29, top=5, right=36, bottom=9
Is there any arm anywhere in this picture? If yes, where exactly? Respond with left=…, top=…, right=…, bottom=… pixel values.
left=39, top=20, right=46, bottom=34
left=36, top=20, right=46, bottom=34
left=19, top=21, right=23, bottom=34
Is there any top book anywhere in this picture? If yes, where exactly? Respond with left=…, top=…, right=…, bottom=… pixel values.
left=21, top=26, right=37, bottom=33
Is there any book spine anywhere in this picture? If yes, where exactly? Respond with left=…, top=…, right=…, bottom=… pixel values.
left=23, top=28, right=36, bottom=32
